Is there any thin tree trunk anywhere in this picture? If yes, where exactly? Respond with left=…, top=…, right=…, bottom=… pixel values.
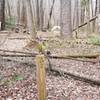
left=26, top=0, right=36, bottom=39
left=39, top=0, right=44, bottom=30
left=96, top=0, right=100, bottom=33
left=36, top=0, right=40, bottom=30
left=0, top=0, right=5, bottom=30
left=60, top=0, right=72, bottom=38
left=74, top=0, right=79, bottom=29
left=20, top=0, right=27, bottom=27
left=6, top=0, right=11, bottom=18
left=92, top=0, right=97, bottom=32
left=81, top=0, right=85, bottom=24
left=86, top=0, right=91, bottom=35
left=47, top=0, right=55, bottom=29
left=96, top=0, right=100, bottom=14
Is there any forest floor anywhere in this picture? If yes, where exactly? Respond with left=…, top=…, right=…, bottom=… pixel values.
left=0, top=31, right=100, bottom=100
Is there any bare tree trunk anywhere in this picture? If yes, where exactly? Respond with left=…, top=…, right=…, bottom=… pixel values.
left=17, top=0, right=21, bottom=24
left=90, top=0, right=93, bottom=17
left=90, top=0, right=94, bottom=33
left=96, top=0, right=100, bottom=33
left=92, top=0, right=98, bottom=32
left=80, top=0, right=85, bottom=24
left=39, top=0, right=44, bottom=30
left=36, top=0, right=44, bottom=30
left=36, top=0, right=40, bottom=30
left=96, top=0, right=100, bottom=14
left=20, top=0, right=27, bottom=27
left=47, top=0, right=55, bottom=29
left=26, top=0, right=36, bottom=39
left=6, top=0, right=11, bottom=18
left=86, top=0, right=91, bottom=35
left=0, top=0, right=5, bottom=30
left=73, top=0, right=79, bottom=29
left=60, top=0, right=72, bottom=38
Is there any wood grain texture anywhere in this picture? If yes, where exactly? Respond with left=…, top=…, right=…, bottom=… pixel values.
left=35, top=55, right=46, bottom=100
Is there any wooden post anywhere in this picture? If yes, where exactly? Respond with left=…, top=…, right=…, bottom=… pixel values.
left=35, top=55, right=46, bottom=100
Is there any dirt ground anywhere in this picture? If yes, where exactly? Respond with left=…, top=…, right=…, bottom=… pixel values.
left=0, top=32, right=100, bottom=100
left=0, top=63, right=100, bottom=100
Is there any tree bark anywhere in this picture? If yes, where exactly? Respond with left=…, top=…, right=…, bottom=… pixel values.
left=80, top=0, right=85, bottom=24
left=26, top=0, right=36, bottom=39
left=36, top=0, right=40, bottom=30
left=86, top=0, right=91, bottom=34
left=20, top=0, right=27, bottom=27
left=47, top=0, right=55, bottom=29
left=39, top=0, right=44, bottom=30
left=97, top=0, right=100, bottom=14
left=0, top=0, right=5, bottom=30
left=60, top=0, right=72, bottom=38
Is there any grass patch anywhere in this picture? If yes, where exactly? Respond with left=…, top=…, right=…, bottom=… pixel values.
left=0, top=74, right=24, bottom=86
left=12, top=73, right=24, bottom=81
left=88, top=36, right=100, bottom=46
left=5, top=16, right=15, bottom=30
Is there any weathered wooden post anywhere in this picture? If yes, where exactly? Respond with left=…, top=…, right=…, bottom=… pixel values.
left=35, top=54, right=46, bottom=100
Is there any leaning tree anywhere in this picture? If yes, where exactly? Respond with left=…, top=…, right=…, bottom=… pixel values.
left=0, top=0, right=5, bottom=30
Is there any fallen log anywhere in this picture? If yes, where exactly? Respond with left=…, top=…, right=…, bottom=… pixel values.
left=0, top=49, right=35, bottom=55
left=0, top=48, right=100, bottom=63
left=1, top=57, right=100, bottom=86
left=49, top=53, right=100, bottom=59
left=0, top=54, right=36, bottom=57
left=50, top=57, right=98, bottom=63
left=8, top=37, right=27, bottom=40
left=52, top=68, right=100, bottom=86
left=0, top=53, right=99, bottom=64
left=0, top=48, right=100, bottom=58
left=0, top=53, right=99, bottom=58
